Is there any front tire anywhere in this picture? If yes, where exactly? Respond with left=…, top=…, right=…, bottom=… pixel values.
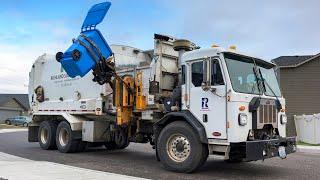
left=5, top=120, right=11, bottom=125
left=157, top=121, right=208, bottom=173
left=38, top=121, right=58, bottom=150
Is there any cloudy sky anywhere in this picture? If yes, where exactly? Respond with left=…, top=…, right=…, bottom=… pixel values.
left=0, top=0, right=319, bottom=93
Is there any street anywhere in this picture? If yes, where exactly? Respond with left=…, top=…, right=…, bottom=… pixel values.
left=0, top=131, right=319, bottom=180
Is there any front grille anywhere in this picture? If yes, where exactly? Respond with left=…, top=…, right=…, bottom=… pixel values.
left=257, top=99, right=278, bottom=129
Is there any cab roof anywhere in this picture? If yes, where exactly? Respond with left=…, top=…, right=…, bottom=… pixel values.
left=182, top=47, right=275, bottom=68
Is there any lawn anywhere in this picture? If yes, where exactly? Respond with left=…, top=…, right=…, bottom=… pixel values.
left=0, top=124, right=26, bottom=129
left=297, top=141, right=320, bottom=146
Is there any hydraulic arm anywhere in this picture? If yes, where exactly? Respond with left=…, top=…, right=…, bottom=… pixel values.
left=55, top=1, right=135, bottom=125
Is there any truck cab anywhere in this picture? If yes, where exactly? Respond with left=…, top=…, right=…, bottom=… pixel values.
left=163, top=46, right=296, bottom=162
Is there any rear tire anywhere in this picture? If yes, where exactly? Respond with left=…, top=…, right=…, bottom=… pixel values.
left=76, top=141, right=87, bottom=152
left=5, top=120, right=11, bottom=125
left=56, top=121, right=80, bottom=153
left=104, top=141, right=129, bottom=150
left=104, top=141, right=118, bottom=150
left=157, top=121, right=208, bottom=173
left=225, top=158, right=243, bottom=163
left=38, top=121, right=58, bottom=150
left=23, top=123, right=28, bottom=127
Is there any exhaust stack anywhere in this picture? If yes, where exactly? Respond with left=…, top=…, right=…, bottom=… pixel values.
left=173, top=39, right=193, bottom=85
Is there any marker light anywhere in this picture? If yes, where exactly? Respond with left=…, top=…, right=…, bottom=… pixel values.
left=239, top=106, right=246, bottom=111
left=229, top=45, right=236, bottom=51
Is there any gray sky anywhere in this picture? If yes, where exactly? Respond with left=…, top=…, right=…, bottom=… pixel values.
left=0, top=0, right=319, bottom=93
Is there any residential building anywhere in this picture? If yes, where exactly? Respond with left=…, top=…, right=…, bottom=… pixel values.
left=0, top=94, right=30, bottom=124
left=272, top=53, right=320, bottom=136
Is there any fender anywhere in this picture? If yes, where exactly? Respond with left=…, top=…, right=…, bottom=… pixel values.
left=154, top=110, right=208, bottom=144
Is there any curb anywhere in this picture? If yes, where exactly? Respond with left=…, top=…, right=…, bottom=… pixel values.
left=297, top=145, right=320, bottom=154
left=0, top=129, right=28, bottom=134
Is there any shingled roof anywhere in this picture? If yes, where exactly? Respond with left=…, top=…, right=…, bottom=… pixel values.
left=0, top=94, right=29, bottom=110
left=272, top=55, right=314, bottom=67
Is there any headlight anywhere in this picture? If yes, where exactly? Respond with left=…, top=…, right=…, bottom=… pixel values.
left=238, top=113, right=247, bottom=126
left=281, top=114, right=287, bottom=124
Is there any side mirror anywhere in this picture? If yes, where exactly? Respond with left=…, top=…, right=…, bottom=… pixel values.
left=201, top=58, right=211, bottom=91
left=210, top=87, right=217, bottom=93
left=201, top=82, right=210, bottom=91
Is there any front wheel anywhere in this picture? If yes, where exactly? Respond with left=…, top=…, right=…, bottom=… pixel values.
left=5, top=120, right=11, bottom=125
left=157, top=121, right=208, bottom=173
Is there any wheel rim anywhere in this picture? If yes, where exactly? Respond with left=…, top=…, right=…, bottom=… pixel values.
left=166, top=133, right=191, bottom=162
left=58, top=128, right=69, bottom=147
left=40, top=128, right=49, bottom=144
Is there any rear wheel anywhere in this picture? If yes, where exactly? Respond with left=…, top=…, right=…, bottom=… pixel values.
left=157, top=121, right=208, bottom=173
left=104, top=127, right=130, bottom=150
left=5, top=120, right=11, bottom=125
left=104, top=141, right=129, bottom=150
left=38, top=121, right=57, bottom=150
left=225, top=157, right=243, bottom=163
left=56, top=121, right=80, bottom=153
left=23, top=122, right=28, bottom=127
left=104, top=141, right=117, bottom=150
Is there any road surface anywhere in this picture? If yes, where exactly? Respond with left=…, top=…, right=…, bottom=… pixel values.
left=0, top=131, right=319, bottom=180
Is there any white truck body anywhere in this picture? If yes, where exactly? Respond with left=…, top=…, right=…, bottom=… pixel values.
left=28, top=35, right=296, bottom=173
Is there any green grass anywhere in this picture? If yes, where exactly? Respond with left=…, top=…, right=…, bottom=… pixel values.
left=0, top=124, right=26, bottom=129
left=297, top=141, right=320, bottom=146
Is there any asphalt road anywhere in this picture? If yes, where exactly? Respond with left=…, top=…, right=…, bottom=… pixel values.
left=0, top=131, right=319, bottom=180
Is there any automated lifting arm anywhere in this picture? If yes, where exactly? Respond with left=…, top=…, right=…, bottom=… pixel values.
left=55, top=1, right=134, bottom=125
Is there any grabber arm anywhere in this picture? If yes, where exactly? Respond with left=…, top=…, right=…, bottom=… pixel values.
left=92, top=56, right=134, bottom=95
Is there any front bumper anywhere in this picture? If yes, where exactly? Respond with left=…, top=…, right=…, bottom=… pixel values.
left=230, top=137, right=296, bottom=161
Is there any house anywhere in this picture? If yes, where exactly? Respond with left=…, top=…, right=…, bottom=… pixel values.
left=272, top=53, right=320, bottom=136
left=0, top=94, right=30, bottom=124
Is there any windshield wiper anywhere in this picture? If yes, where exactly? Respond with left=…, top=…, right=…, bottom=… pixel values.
left=252, top=58, right=264, bottom=95
left=258, top=68, right=282, bottom=110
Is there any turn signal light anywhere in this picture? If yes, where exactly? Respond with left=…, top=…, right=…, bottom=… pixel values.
left=239, top=106, right=246, bottom=111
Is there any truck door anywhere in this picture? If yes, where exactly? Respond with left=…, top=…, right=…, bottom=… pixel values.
left=189, top=58, right=227, bottom=139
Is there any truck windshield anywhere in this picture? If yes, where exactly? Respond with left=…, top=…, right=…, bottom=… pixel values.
left=224, top=53, right=281, bottom=97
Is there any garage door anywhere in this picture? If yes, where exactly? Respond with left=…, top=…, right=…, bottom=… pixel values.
left=0, top=110, right=21, bottom=124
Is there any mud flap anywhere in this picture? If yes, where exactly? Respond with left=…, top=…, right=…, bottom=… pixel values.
left=28, top=125, right=39, bottom=142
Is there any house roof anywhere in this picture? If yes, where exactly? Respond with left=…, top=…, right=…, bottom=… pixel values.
left=0, top=94, right=29, bottom=110
left=272, top=53, right=320, bottom=68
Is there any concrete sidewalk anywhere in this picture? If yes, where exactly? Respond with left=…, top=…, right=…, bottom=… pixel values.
left=0, top=152, right=148, bottom=180
left=297, top=145, right=320, bottom=154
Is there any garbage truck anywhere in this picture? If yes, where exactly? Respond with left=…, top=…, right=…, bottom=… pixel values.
left=28, top=1, right=296, bottom=172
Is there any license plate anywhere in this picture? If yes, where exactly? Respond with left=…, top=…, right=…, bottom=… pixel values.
left=278, top=146, right=287, bottom=159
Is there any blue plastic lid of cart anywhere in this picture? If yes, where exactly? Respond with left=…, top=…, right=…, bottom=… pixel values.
left=82, top=2, right=111, bottom=30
